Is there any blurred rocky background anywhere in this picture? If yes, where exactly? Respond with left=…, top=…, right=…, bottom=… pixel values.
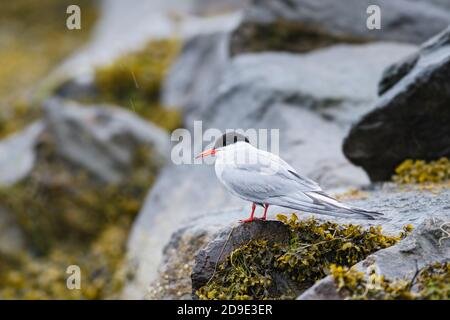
left=0, top=0, right=448, bottom=300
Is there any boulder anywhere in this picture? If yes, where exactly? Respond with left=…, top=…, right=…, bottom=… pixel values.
left=0, top=121, right=45, bottom=186
left=343, top=27, right=450, bottom=181
left=230, top=0, right=450, bottom=55
left=43, top=98, right=170, bottom=183
left=298, top=217, right=450, bottom=299
left=124, top=42, right=416, bottom=298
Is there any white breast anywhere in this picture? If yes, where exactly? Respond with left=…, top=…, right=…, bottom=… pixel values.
left=214, top=143, right=243, bottom=180
left=214, top=142, right=253, bottom=195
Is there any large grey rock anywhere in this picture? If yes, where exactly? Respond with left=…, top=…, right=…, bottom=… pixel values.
left=43, top=98, right=170, bottom=183
left=299, top=217, right=450, bottom=300
left=0, top=121, right=45, bottom=186
left=124, top=42, right=417, bottom=298
left=343, top=27, right=450, bottom=181
left=162, top=32, right=231, bottom=123
left=150, top=184, right=450, bottom=299
left=230, top=0, right=450, bottom=55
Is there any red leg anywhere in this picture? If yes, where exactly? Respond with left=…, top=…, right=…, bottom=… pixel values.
left=240, top=203, right=256, bottom=223
left=262, top=204, right=269, bottom=220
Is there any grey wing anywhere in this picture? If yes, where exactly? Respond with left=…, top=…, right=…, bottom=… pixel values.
left=220, top=150, right=383, bottom=220
left=220, top=150, right=322, bottom=204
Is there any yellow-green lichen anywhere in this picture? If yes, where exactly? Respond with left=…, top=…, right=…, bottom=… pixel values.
left=331, top=261, right=450, bottom=300
left=0, top=137, right=156, bottom=299
left=93, top=39, right=182, bottom=132
left=196, top=214, right=410, bottom=300
left=393, top=158, right=450, bottom=184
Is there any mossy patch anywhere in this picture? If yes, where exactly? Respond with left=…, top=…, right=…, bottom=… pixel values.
left=196, top=214, right=410, bottom=300
left=93, top=39, right=182, bottom=132
left=0, top=0, right=97, bottom=138
left=331, top=261, right=450, bottom=300
left=0, top=135, right=156, bottom=299
left=230, top=21, right=368, bottom=56
left=393, top=158, right=450, bottom=184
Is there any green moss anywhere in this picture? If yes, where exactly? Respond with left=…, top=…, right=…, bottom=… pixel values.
left=197, top=214, right=410, bottom=300
left=0, top=137, right=156, bottom=299
left=393, top=158, right=450, bottom=184
left=231, top=21, right=368, bottom=55
left=331, top=261, right=450, bottom=300
left=0, top=0, right=98, bottom=138
left=93, top=39, right=182, bottom=132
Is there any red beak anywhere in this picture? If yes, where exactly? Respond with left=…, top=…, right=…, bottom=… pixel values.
left=196, top=149, right=216, bottom=159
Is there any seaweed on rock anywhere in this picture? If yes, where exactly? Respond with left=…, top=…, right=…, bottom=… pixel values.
left=196, top=214, right=411, bottom=300
left=331, top=261, right=450, bottom=300
left=393, top=158, right=450, bottom=184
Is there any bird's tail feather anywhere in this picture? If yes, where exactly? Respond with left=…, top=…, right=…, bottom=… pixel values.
left=275, top=191, right=383, bottom=220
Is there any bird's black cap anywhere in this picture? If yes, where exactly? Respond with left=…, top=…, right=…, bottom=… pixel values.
left=214, top=132, right=250, bottom=149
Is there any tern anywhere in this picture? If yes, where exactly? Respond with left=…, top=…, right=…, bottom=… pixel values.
left=197, top=132, right=382, bottom=223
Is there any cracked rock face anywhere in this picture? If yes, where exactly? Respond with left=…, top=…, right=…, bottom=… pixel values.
left=343, top=27, right=450, bottom=181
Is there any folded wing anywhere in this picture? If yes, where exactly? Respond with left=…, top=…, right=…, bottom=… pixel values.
left=220, top=149, right=382, bottom=220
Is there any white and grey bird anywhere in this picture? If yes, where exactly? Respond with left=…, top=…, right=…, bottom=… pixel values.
left=197, top=132, right=382, bottom=223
